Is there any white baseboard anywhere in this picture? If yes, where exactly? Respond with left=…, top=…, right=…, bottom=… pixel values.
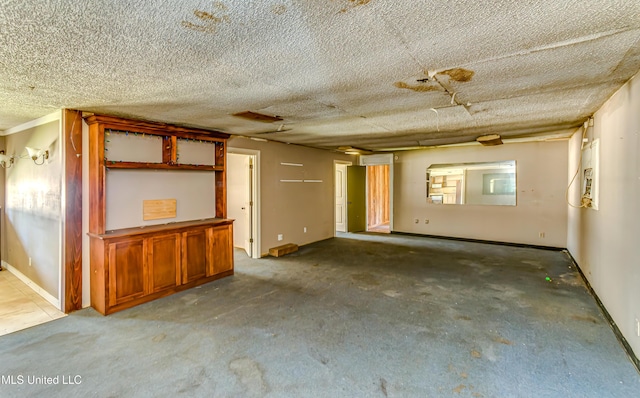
left=1, top=261, right=60, bottom=309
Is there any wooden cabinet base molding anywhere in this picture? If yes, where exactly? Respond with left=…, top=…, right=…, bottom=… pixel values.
left=89, top=219, right=233, bottom=315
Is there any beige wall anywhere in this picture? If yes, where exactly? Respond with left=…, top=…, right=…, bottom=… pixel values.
left=394, top=140, right=568, bottom=247
left=3, top=118, right=61, bottom=299
left=229, top=137, right=354, bottom=255
left=567, top=73, right=640, bottom=357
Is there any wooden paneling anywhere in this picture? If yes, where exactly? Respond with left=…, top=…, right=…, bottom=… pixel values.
left=88, top=119, right=106, bottom=234
left=63, top=109, right=83, bottom=312
left=215, top=142, right=226, bottom=218
left=182, top=229, right=209, bottom=283
left=108, top=239, right=146, bottom=306
left=367, top=165, right=390, bottom=228
left=148, top=234, right=180, bottom=293
left=90, top=239, right=106, bottom=315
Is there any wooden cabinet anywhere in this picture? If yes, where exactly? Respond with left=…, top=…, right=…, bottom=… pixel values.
left=148, top=233, right=181, bottom=293
left=89, top=219, right=233, bottom=315
left=211, top=223, right=233, bottom=276
left=108, top=238, right=145, bottom=307
left=85, top=114, right=234, bottom=315
left=182, top=228, right=209, bottom=284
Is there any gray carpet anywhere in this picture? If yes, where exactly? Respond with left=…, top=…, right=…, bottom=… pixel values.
left=1, top=233, right=638, bottom=397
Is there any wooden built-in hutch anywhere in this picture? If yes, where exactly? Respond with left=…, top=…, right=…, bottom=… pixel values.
left=85, top=115, right=233, bottom=315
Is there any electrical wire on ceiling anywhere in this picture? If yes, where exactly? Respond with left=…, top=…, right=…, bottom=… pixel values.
left=429, top=108, right=439, bottom=131
left=69, top=110, right=81, bottom=157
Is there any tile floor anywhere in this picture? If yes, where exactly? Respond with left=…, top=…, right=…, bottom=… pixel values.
left=0, top=269, right=66, bottom=336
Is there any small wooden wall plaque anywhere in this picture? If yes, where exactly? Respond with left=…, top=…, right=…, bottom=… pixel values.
left=143, top=199, right=177, bottom=221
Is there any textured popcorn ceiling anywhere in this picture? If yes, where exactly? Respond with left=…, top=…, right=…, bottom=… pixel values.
left=1, top=0, right=640, bottom=150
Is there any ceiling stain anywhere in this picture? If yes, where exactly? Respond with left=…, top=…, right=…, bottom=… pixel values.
left=394, top=81, right=441, bottom=93
left=438, top=68, right=475, bottom=82
left=182, top=5, right=230, bottom=34
left=271, top=5, right=287, bottom=15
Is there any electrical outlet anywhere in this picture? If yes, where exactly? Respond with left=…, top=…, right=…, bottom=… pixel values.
left=277, top=234, right=283, bottom=241
left=539, top=232, right=545, bottom=238
left=425, top=219, right=429, bottom=224
left=29, top=257, right=32, bottom=266
left=303, top=227, right=307, bottom=233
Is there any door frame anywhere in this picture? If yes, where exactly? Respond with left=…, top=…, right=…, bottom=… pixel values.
left=228, top=147, right=261, bottom=259
left=359, top=154, right=394, bottom=232
left=334, top=160, right=352, bottom=235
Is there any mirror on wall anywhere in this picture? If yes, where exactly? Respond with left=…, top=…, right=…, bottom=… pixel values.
left=427, top=160, right=516, bottom=206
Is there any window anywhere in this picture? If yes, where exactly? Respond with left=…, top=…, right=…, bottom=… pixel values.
left=427, top=160, right=516, bottom=206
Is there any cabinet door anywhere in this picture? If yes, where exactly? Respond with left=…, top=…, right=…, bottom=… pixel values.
left=148, top=233, right=181, bottom=293
left=182, top=228, right=209, bottom=284
left=108, top=239, right=146, bottom=306
left=210, top=224, right=233, bottom=275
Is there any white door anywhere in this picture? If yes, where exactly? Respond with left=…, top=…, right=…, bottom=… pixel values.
left=227, top=153, right=252, bottom=256
left=335, top=163, right=348, bottom=232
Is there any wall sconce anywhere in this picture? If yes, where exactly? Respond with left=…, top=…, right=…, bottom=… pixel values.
left=24, top=146, right=49, bottom=165
left=0, top=152, right=14, bottom=168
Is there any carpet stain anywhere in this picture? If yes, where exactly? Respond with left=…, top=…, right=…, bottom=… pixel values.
left=454, top=315, right=472, bottom=321
left=471, top=350, right=481, bottom=358
left=571, top=315, right=600, bottom=324
left=457, top=259, right=490, bottom=275
left=559, top=272, right=583, bottom=286
left=308, top=347, right=330, bottom=365
left=521, top=260, right=543, bottom=268
left=380, top=377, right=388, bottom=397
left=230, top=357, right=269, bottom=396
left=351, top=272, right=380, bottom=286
left=181, top=293, right=199, bottom=306
left=453, top=384, right=466, bottom=393
left=460, top=372, right=468, bottom=379
left=152, top=333, right=166, bottom=342
left=493, top=337, right=514, bottom=345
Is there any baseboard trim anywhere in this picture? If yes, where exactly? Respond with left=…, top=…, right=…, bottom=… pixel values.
left=563, top=251, right=640, bottom=375
left=1, top=261, right=60, bottom=309
left=390, top=231, right=565, bottom=251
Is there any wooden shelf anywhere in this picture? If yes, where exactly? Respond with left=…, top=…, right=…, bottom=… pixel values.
left=89, top=218, right=233, bottom=239
left=85, top=114, right=233, bottom=315
left=104, top=161, right=224, bottom=171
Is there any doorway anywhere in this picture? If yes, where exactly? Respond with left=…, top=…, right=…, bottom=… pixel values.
left=361, top=154, right=394, bottom=233
left=334, top=161, right=351, bottom=233
left=367, top=164, right=390, bottom=233
left=335, top=156, right=393, bottom=234
left=227, top=149, right=260, bottom=258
